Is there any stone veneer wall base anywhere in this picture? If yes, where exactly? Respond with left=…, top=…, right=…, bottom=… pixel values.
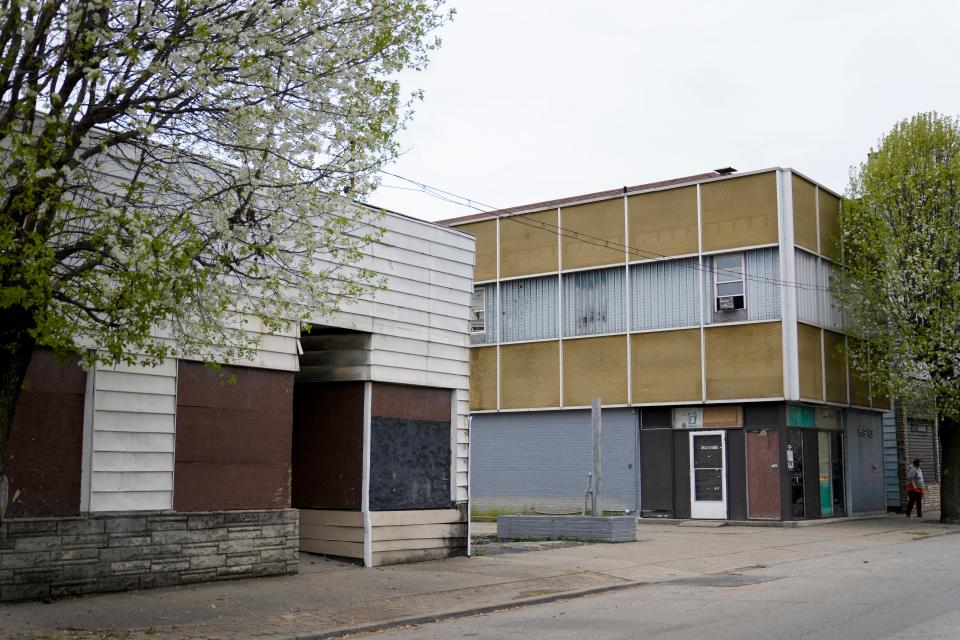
left=0, top=509, right=298, bottom=602
left=496, top=515, right=636, bottom=542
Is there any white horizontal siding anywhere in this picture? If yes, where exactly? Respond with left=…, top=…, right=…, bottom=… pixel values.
left=89, top=359, right=177, bottom=512
left=89, top=491, right=171, bottom=512
left=309, top=210, right=474, bottom=504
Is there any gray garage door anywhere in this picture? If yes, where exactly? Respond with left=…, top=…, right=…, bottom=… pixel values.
left=471, top=408, right=638, bottom=514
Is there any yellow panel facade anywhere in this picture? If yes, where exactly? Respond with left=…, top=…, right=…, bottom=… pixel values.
left=469, top=347, right=497, bottom=411
left=455, top=220, right=497, bottom=282
left=563, top=336, right=628, bottom=406
left=823, top=330, right=848, bottom=404
left=500, top=341, right=560, bottom=409
left=818, top=190, right=842, bottom=260
left=797, top=322, right=824, bottom=401
left=850, top=369, right=871, bottom=407
left=701, top=172, right=779, bottom=252
left=499, top=210, right=558, bottom=278
left=628, top=186, right=698, bottom=258
left=631, top=329, right=702, bottom=403
left=561, top=197, right=625, bottom=270
left=792, top=175, right=818, bottom=253
left=704, top=322, right=783, bottom=400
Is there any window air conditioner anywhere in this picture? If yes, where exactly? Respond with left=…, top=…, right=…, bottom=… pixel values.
left=718, top=295, right=736, bottom=311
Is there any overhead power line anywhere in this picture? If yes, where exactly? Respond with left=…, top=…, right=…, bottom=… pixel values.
left=378, top=170, right=831, bottom=293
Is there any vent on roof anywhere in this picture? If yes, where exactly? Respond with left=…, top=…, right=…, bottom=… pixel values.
left=715, top=167, right=737, bottom=176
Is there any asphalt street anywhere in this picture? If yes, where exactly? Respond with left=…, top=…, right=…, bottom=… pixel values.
left=364, top=530, right=960, bottom=640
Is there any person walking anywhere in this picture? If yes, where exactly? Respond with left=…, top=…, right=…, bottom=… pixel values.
left=905, top=458, right=925, bottom=518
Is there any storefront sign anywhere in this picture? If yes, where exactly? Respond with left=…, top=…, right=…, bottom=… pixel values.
left=673, top=406, right=742, bottom=429
left=787, top=405, right=815, bottom=428
left=703, top=405, right=743, bottom=428
left=673, top=407, right=703, bottom=429
left=815, top=408, right=841, bottom=431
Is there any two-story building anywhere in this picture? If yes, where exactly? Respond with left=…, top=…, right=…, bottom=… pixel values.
left=443, top=168, right=888, bottom=522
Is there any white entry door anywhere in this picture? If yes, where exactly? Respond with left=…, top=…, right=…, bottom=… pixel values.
left=690, top=430, right=727, bottom=519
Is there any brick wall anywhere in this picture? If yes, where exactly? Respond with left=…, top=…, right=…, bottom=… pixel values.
left=0, top=509, right=298, bottom=602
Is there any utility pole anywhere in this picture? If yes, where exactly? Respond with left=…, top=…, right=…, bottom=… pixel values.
left=591, top=397, right=602, bottom=517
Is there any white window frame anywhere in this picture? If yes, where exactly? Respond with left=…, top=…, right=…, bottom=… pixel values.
left=714, top=253, right=746, bottom=313
left=470, top=286, right=486, bottom=334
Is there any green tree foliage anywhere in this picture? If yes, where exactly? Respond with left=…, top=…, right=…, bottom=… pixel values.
left=0, top=0, right=450, bottom=517
left=837, top=112, right=960, bottom=522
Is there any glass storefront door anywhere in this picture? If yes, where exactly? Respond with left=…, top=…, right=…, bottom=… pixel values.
left=789, top=429, right=805, bottom=519
left=689, top=431, right=727, bottom=519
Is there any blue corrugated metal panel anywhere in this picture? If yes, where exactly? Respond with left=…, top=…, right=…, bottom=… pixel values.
left=470, top=409, right=638, bottom=514
left=795, top=249, right=821, bottom=325
left=500, top=275, right=558, bottom=342
left=563, top=267, right=626, bottom=336
left=882, top=411, right=900, bottom=507
left=820, top=261, right=845, bottom=331
left=631, top=258, right=701, bottom=331
left=746, top=248, right=781, bottom=321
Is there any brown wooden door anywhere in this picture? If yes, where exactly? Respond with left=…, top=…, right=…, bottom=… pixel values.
left=747, top=429, right=781, bottom=519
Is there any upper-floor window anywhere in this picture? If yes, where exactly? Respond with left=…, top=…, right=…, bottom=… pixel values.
left=714, top=253, right=745, bottom=312
left=470, top=287, right=486, bottom=334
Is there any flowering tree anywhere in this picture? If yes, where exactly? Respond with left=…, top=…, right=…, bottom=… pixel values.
left=0, top=0, right=450, bottom=516
left=836, top=112, right=960, bottom=523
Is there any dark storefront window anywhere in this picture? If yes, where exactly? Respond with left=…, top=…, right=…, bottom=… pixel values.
left=831, top=432, right=845, bottom=517
left=789, top=430, right=805, bottom=518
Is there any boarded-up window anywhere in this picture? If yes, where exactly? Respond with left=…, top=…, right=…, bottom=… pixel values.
left=175, top=362, right=294, bottom=511
left=5, top=350, right=85, bottom=518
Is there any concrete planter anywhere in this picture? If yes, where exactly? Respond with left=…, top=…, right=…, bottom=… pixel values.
left=496, top=515, right=636, bottom=543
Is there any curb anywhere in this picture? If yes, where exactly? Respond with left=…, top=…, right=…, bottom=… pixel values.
left=288, top=580, right=643, bottom=640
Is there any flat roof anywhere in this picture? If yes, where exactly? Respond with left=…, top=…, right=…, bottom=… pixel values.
left=438, top=167, right=842, bottom=226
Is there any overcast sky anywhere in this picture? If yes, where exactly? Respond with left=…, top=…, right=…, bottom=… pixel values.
left=368, top=1, right=960, bottom=222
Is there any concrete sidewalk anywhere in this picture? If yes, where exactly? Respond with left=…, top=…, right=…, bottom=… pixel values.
left=3, top=514, right=957, bottom=640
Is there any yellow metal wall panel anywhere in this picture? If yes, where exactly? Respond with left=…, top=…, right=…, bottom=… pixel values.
left=455, top=220, right=497, bottom=282
left=563, top=336, right=628, bottom=406
left=628, top=186, right=698, bottom=258
left=792, top=175, right=818, bottom=253
left=500, top=341, right=560, bottom=409
left=818, top=190, right=842, bottom=260
left=823, top=330, right=848, bottom=404
left=500, top=210, right=558, bottom=278
left=705, top=322, right=783, bottom=400
left=701, top=172, right=779, bottom=252
left=469, top=347, right=497, bottom=411
left=797, top=322, right=824, bottom=401
left=631, top=329, right=702, bottom=403
left=561, top=197, right=626, bottom=270
left=850, top=369, right=871, bottom=407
